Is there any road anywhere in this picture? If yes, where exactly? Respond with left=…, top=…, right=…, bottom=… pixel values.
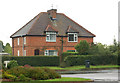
left=61, top=69, right=119, bottom=83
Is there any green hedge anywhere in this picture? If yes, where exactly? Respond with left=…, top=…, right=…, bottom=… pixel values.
left=64, top=55, right=118, bottom=66
left=2, top=56, right=60, bottom=66
left=61, top=52, right=78, bottom=62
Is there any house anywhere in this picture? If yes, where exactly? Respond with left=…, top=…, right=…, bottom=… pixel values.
left=10, top=9, right=95, bottom=56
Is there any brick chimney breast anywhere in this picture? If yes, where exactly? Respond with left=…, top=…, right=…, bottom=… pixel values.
left=47, top=9, right=57, bottom=20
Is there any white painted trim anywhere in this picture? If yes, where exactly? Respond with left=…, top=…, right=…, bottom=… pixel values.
left=68, top=33, right=78, bottom=42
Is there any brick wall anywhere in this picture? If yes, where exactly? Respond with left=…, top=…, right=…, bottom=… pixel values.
left=12, top=36, right=93, bottom=56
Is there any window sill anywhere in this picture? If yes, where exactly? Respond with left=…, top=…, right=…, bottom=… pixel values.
left=68, top=41, right=78, bottom=42
left=46, top=41, right=56, bottom=42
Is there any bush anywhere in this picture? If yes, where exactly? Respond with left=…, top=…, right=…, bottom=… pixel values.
left=7, top=66, right=61, bottom=80
left=27, top=67, right=49, bottom=80
left=64, top=55, right=118, bottom=66
left=75, top=40, right=90, bottom=55
left=42, top=68, right=61, bottom=79
left=2, top=56, right=60, bottom=66
left=16, top=74, right=31, bottom=82
left=2, top=71, right=17, bottom=81
left=7, top=60, right=18, bottom=69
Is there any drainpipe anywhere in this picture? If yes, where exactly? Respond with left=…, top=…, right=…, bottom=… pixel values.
left=60, top=36, right=63, bottom=63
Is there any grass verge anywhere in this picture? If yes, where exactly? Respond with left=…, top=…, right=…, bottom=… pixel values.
left=40, top=65, right=119, bottom=71
left=1, top=77, right=92, bottom=83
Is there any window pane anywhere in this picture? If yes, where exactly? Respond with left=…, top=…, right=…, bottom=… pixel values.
left=69, top=34, right=74, bottom=41
left=49, top=50, right=57, bottom=56
left=46, top=35, right=49, bottom=41
left=18, top=38, right=19, bottom=45
left=50, top=34, right=56, bottom=41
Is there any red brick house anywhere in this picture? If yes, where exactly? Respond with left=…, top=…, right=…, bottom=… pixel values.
left=10, top=9, right=95, bottom=56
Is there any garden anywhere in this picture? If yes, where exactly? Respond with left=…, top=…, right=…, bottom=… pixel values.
left=1, top=39, right=120, bottom=82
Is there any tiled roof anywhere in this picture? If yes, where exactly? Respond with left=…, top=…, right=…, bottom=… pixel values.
left=45, top=25, right=58, bottom=32
left=66, top=25, right=79, bottom=33
left=10, top=11, right=95, bottom=38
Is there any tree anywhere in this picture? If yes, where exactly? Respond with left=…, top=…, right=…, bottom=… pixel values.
left=75, top=40, right=89, bottom=55
left=4, top=43, right=12, bottom=55
left=108, top=38, right=118, bottom=55
left=0, top=40, right=4, bottom=49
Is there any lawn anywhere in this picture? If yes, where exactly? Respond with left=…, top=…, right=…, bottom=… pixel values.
left=40, top=65, right=119, bottom=71
left=1, top=77, right=92, bottom=83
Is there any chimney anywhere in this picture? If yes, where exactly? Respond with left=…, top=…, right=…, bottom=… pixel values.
left=47, top=9, right=57, bottom=20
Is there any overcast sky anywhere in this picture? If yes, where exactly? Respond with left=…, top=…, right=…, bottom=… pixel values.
left=0, top=0, right=119, bottom=45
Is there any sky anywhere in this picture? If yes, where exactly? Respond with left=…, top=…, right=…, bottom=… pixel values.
left=0, top=0, right=119, bottom=46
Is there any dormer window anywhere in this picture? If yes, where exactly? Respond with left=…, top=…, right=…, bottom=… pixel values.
left=68, top=33, right=78, bottom=42
left=46, top=32, right=56, bottom=42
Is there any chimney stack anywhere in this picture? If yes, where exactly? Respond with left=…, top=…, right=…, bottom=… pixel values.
left=47, top=9, right=57, bottom=20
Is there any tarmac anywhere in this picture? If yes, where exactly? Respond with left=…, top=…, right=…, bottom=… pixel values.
left=61, top=69, right=119, bottom=83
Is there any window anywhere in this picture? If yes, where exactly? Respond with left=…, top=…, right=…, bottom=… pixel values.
left=18, top=38, right=19, bottom=45
left=24, top=37, right=26, bottom=44
left=68, top=33, right=78, bottom=42
left=45, top=50, right=57, bottom=56
left=18, top=50, right=19, bottom=56
left=24, top=50, right=26, bottom=56
left=46, top=32, right=56, bottom=42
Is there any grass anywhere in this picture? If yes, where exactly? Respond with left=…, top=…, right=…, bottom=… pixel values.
left=1, top=77, right=92, bottom=83
left=36, top=77, right=92, bottom=82
left=39, top=65, right=119, bottom=70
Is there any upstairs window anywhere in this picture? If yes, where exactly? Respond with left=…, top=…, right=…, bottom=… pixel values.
left=24, top=37, right=26, bottom=44
left=18, top=38, right=19, bottom=45
left=68, top=33, right=78, bottom=42
left=46, top=32, right=56, bottom=42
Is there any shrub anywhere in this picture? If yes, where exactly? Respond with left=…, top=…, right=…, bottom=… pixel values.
left=75, top=40, right=90, bottom=55
left=27, top=67, right=49, bottom=80
left=16, top=74, right=31, bottom=82
left=7, top=60, right=18, bottom=69
left=2, top=71, right=17, bottom=81
left=7, top=66, right=28, bottom=77
left=42, top=68, right=61, bottom=79
left=2, top=56, right=60, bottom=66
left=7, top=66, right=60, bottom=80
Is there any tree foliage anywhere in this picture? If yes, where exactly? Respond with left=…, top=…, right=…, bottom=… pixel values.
left=4, top=43, right=12, bottom=55
left=75, top=40, right=90, bottom=55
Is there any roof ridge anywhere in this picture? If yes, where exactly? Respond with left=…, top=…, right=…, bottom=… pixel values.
left=27, top=12, right=44, bottom=35
left=59, top=13, right=96, bottom=37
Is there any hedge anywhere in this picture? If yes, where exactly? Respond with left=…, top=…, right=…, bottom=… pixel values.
left=61, top=52, right=78, bottom=62
left=2, top=56, right=60, bottom=66
left=64, top=55, right=118, bottom=66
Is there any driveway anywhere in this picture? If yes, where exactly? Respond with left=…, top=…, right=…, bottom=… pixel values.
left=61, top=69, right=119, bottom=83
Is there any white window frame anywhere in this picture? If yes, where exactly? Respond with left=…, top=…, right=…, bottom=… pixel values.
left=24, top=50, right=26, bottom=56
left=24, top=37, right=26, bottom=45
left=44, top=50, right=57, bottom=56
left=18, top=50, right=19, bottom=56
left=18, top=38, right=19, bottom=45
left=46, top=32, right=56, bottom=42
left=68, top=33, right=78, bottom=42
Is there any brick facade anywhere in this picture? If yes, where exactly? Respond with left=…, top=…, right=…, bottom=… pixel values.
left=12, top=36, right=93, bottom=56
